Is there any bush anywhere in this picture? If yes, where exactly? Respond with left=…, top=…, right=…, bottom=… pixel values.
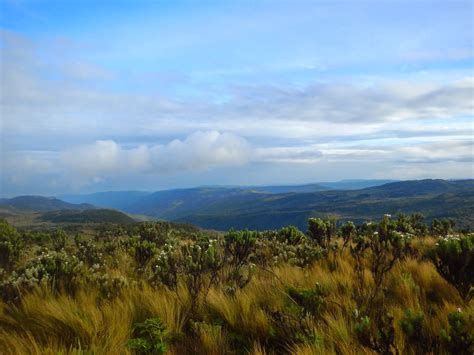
left=127, top=317, right=168, bottom=355
left=0, top=220, right=22, bottom=270
left=431, top=234, right=474, bottom=300
left=0, top=250, right=84, bottom=301
left=52, top=229, right=68, bottom=251
left=399, top=309, right=429, bottom=352
left=286, top=282, right=327, bottom=316
left=340, top=221, right=356, bottom=248
left=277, top=225, right=306, bottom=245
left=440, top=310, right=474, bottom=354
left=307, top=218, right=335, bottom=247
left=431, top=219, right=455, bottom=237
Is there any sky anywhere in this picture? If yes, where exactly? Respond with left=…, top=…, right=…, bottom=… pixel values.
left=0, top=0, right=473, bottom=196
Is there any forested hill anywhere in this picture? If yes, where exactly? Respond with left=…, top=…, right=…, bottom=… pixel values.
left=3, top=179, right=473, bottom=231
left=0, top=196, right=94, bottom=212
left=112, top=179, right=473, bottom=230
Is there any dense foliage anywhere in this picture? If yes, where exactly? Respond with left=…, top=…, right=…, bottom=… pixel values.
left=0, top=215, right=472, bottom=354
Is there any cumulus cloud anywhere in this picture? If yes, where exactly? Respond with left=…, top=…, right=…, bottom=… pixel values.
left=58, top=131, right=251, bottom=182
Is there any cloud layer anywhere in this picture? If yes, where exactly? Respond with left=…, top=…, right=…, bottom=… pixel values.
left=1, top=2, right=473, bottom=196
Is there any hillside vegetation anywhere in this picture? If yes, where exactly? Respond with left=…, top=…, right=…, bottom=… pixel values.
left=125, top=179, right=474, bottom=230
left=0, top=196, right=94, bottom=212
left=0, top=214, right=472, bottom=354
left=39, top=209, right=136, bottom=224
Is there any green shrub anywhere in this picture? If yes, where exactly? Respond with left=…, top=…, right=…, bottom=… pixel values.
left=0, top=220, right=23, bottom=270
left=277, top=225, right=306, bottom=245
left=399, top=309, right=429, bottom=352
left=440, top=310, right=474, bottom=354
left=52, top=229, right=68, bottom=251
left=287, top=282, right=327, bottom=316
left=127, top=317, right=168, bottom=355
left=431, top=234, right=474, bottom=300
left=0, top=250, right=84, bottom=300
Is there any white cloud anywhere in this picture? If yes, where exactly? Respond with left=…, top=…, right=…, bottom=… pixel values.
left=57, top=131, right=251, bottom=183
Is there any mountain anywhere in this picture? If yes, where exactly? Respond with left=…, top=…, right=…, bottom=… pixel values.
left=124, top=179, right=473, bottom=231
left=0, top=196, right=94, bottom=212
left=56, top=180, right=399, bottom=210
left=318, top=179, right=398, bottom=190
left=39, top=209, right=135, bottom=224
left=60, top=191, right=151, bottom=210
left=243, top=183, right=331, bottom=194
left=125, top=188, right=269, bottom=219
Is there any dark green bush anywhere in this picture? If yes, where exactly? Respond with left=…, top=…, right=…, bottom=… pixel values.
left=431, top=234, right=474, bottom=300
left=440, top=310, right=474, bottom=354
left=127, top=317, right=168, bottom=355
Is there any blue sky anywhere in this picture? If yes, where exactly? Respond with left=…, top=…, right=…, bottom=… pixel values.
left=1, top=0, right=473, bottom=196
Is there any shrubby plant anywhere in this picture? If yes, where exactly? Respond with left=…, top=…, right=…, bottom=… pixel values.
left=431, top=218, right=455, bottom=237
left=431, top=233, right=474, bottom=300
left=440, top=310, right=474, bottom=354
left=127, top=317, right=169, bottom=355
left=0, top=250, right=84, bottom=301
left=0, top=216, right=472, bottom=354
left=307, top=217, right=336, bottom=247
left=0, top=220, right=23, bottom=270
left=52, top=229, right=68, bottom=251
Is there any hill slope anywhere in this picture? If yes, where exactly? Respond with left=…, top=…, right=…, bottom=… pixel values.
left=39, top=209, right=136, bottom=224
left=125, top=179, right=473, bottom=230
left=60, top=191, right=151, bottom=210
left=0, top=196, right=94, bottom=212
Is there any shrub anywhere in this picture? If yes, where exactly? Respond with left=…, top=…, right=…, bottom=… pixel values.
left=431, top=219, right=455, bottom=237
left=340, top=221, right=356, bottom=248
left=431, top=234, right=474, bottom=300
left=138, top=222, right=170, bottom=247
left=286, top=282, right=327, bottom=316
left=224, top=229, right=257, bottom=267
left=0, top=220, right=22, bottom=270
left=127, top=317, right=168, bottom=355
left=354, top=313, right=397, bottom=355
left=52, top=229, right=68, bottom=251
left=399, top=309, right=429, bottom=352
left=440, top=310, right=474, bottom=354
left=0, top=250, right=84, bottom=301
left=351, top=215, right=410, bottom=311
left=132, top=238, right=158, bottom=269
left=307, top=218, right=335, bottom=247
left=74, top=235, right=104, bottom=267
left=277, top=225, right=306, bottom=245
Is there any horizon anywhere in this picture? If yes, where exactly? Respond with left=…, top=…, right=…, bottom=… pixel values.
left=2, top=177, right=473, bottom=199
left=1, top=1, right=473, bottom=196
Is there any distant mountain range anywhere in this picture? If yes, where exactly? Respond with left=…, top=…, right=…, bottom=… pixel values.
left=120, top=179, right=473, bottom=230
left=58, top=179, right=396, bottom=210
left=1, top=179, right=473, bottom=230
left=0, top=196, right=94, bottom=212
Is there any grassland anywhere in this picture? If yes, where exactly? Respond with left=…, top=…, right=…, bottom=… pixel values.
left=0, top=216, right=472, bottom=354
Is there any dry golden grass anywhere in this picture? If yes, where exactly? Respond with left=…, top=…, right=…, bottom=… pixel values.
left=0, top=243, right=471, bottom=354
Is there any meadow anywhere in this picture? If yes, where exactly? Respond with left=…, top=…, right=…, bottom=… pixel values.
left=0, top=215, right=472, bottom=354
